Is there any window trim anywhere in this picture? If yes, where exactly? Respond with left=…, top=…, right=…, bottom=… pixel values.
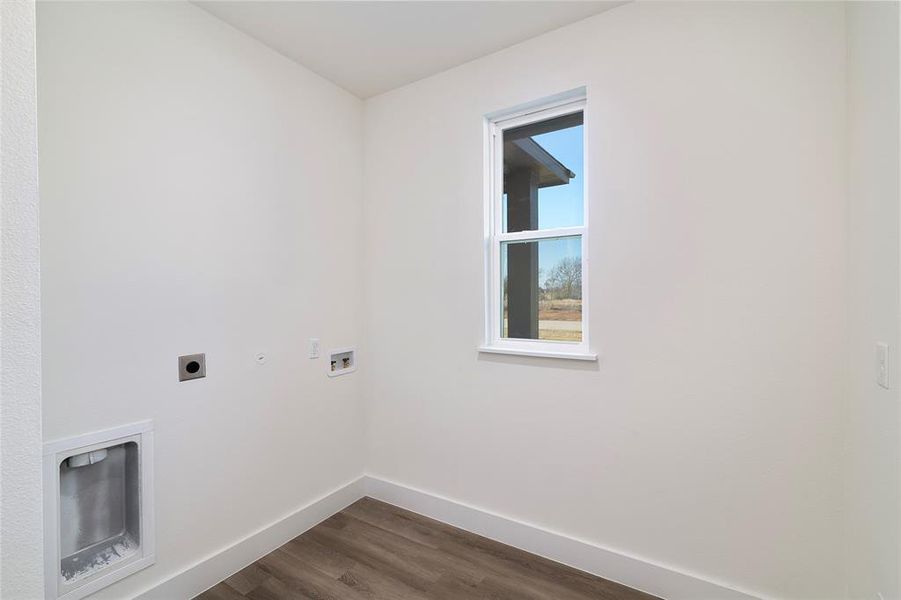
left=481, top=93, right=596, bottom=361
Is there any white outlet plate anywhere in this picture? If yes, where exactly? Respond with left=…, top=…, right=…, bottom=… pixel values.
left=876, top=342, right=890, bottom=389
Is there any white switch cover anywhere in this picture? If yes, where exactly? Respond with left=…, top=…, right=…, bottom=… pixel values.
left=876, top=343, right=890, bottom=389
left=309, top=338, right=321, bottom=359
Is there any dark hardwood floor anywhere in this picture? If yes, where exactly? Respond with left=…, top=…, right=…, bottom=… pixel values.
left=196, top=497, right=659, bottom=600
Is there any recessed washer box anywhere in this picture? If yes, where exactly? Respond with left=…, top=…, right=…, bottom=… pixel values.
left=328, top=347, right=356, bottom=377
left=43, top=421, right=155, bottom=600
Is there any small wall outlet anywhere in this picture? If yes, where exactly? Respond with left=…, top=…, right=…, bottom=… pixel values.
left=309, top=338, right=321, bottom=359
left=327, top=347, right=356, bottom=377
left=178, top=353, right=206, bottom=382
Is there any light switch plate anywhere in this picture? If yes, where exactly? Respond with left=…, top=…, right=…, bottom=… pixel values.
left=309, top=338, right=321, bottom=359
left=876, top=343, right=890, bottom=389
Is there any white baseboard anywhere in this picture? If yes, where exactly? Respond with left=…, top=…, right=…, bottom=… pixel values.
left=135, top=476, right=367, bottom=600
left=363, top=475, right=764, bottom=600
left=134, top=474, right=765, bottom=600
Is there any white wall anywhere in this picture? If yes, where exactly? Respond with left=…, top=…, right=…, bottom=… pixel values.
left=34, top=3, right=901, bottom=599
left=845, top=3, right=901, bottom=599
left=37, top=2, right=364, bottom=597
left=0, top=0, right=44, bottom=597
left=362, top=3, right=848, bottom=598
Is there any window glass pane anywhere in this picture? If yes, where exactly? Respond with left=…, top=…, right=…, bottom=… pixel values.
left=501, top=236, right=582, bottom=342
left=502, top=112, right=583, bottom=233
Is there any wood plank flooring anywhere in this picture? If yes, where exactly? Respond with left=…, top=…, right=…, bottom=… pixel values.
left=195, top=497, right=659, bottom=600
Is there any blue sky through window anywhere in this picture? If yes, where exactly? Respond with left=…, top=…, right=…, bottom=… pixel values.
left=534, top=124, right=582, bottom=283
left=501, top=236, right=581, bottom=289
left=533, top=124, right=583, bottom=230
left=500, top=122, right=584, bottom=287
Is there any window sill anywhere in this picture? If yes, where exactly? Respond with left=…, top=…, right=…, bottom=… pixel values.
left=478, top=346, right=598, bottom=361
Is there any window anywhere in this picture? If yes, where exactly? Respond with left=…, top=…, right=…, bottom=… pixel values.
left=482, top=93, right=595, bottom=360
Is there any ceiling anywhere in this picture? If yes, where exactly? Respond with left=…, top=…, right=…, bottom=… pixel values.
left=196, top=1, right=625, bottom=98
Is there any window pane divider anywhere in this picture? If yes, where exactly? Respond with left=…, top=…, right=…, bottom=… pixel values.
left=496, top=226, right=585, bottom=244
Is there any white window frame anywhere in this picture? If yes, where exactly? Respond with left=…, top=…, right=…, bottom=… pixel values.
left=480, top=92, right=596, bottom=361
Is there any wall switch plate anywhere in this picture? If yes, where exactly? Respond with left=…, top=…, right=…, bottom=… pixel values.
left=309, top=338, right=321, bottom=359
left=876, top=343, right=890, bottom=389
left=178, top=353, right=206, bottom=382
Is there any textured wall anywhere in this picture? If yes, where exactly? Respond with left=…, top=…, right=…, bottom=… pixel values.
left=0, top=0, right=44, bottom=597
